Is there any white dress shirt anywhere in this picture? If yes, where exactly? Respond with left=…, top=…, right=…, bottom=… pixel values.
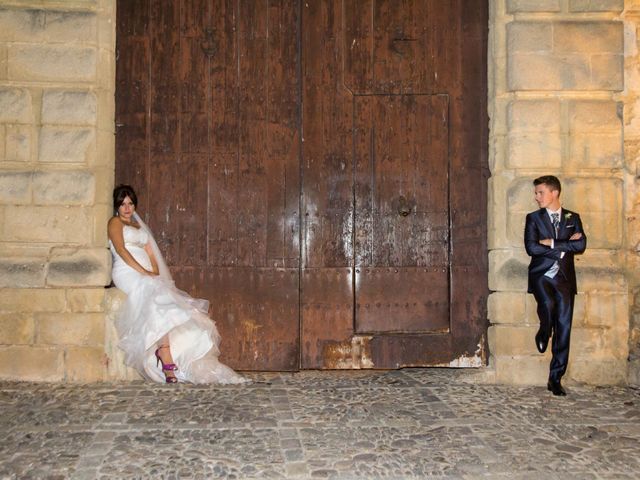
left=545, top=207, right=562, bottom=278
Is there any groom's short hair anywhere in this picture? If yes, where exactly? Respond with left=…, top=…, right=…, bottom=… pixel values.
left=533, top=175, right=561, bottom=195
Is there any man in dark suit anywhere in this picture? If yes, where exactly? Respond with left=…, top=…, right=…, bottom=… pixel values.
left=524, top=175, right=587, bottom=396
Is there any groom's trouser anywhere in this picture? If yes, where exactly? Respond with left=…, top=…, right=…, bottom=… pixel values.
left=532, top=274, right=575, bottom=382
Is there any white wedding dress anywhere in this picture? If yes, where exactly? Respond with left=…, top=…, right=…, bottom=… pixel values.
left=109, top=217, right=248, bottom=384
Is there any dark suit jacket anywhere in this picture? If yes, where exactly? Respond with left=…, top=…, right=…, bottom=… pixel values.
left=524, top=208, right=587, bottom=294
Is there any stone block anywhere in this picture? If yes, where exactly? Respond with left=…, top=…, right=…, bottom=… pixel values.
left=66, top=288, right=105, bottom=313
left=633, top=307, right=640, bottom=328
left=66, top=346, right=106, bottom=382
left=96, top=49, right=116, bottom=99
left=0, top=244, right=50, bottom=258
left=580, top=210, right=622, bottom=249
left=509, top=37, right=622, bottom=90
left=567, top=358, right=627, bottom=385
left=554, top=22, right=623, bottom=55
left=508, top=53, right=591, bottom=91
left=493, top=354, right=550, bottom=385
left=524, top=295, right=538, bottom=324
left=42, top=91, right=97, bottom=126
left=0, top=45, right=7, bottom=80
left=506, top=212, right=526, bottom=248
left=36, top=312, right=104, bottom=346
left=488, top=175, right=513, bottom=250
left=94, top=129, right=116, bottom=168
left=507, top=20, right=623, bottom=90
left=47, top=248, right=111, bottom=287
left=631, top=329, right=640, bottom=355
left=0, top=9, right=96, bottom=43
left=507, top=23, right=552, bottom=53
left=93, top=203, right=111, bottom=245
left=490, top=98, right=510, bottom=137
left=38, top=127, right=95, bottom=164
left=507, top=133, right=562, bottom=169
left=507, top=0, right=561, bottom=12
left=104, top=287, right=140, bottom=380
left=0, top=171, right=30, bottom=204
left=590, top=54, right=623, bottom=91
left=8, top=45, right=96, bottom=82
left=94, top=167, right=115, bottom=208
left=0, top=88, right=32, bottom=123
left=0, top=345, right=63, bottom=381
left=569, top=0, right=623, bottom=12
left=630, top=359, right=640, bottom=387
left=0, top=313, right=34, bottom=344
left=0, top=288, right=66, bottom=313
left=571, top=326, right=629, bottom=362
left=5, top=125, right=31, bottom=162
left=0, top=125, right=5, bottom=159
left=569, top=100, right=621, bottom=132
left=632, top=323, right=640, bottom=345
left=575, top=250, right=625, bottom=293
left=625, top=141, right=640, bottom=174
left=583, top=292, right=627, bottom=328
left=563, top=177, right=622, bottom=214
left=488, top=249, right=529, bottom=292
left=568, top=133, right=622, bottom=169
left=630, top=216, right=640, bottom=246
left=506, top=100, right=564, bottom=170
left=573, top=293, right=587, bottom=326
left=0, top=257, right=46, bottom=288
left=488, top=291, right=527, bottom=324
left=506, top=177, right=537, bottom=213
left=489, top=325, right=537, bottom=356
left=525, top=292, right=586, bottom=326
left=33, top=170, right=95, bottom=205
left=96, top=7, right=115, bottom=48
left=3, top=206, right=92, bottom=244
left=508, top=100, right=561, bottom=132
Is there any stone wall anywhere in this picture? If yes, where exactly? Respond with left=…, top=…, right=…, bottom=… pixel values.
left=488, top=0, right=632, bottom=385
left=0, top=0, right=115, bottom=381
left=623, top=1, right=640, bottom=386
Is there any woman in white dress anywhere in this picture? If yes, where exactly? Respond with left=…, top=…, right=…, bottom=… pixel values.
left=108, top=185, right=247, bottom=384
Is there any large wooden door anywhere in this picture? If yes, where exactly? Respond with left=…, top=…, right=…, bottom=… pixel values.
left=300, top=1, right=488, bottom=368
left=116, top=0, right=301, bottom=370
left=116, top=0, right=488, bottom=371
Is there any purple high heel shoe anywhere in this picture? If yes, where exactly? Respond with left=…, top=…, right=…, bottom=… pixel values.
left=155, top=346, right=178, bottom=384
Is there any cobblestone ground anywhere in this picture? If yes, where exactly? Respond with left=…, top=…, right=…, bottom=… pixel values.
left=1, top=369, right=639, bottom=479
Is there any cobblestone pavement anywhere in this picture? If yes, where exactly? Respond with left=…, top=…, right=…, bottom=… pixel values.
left=1, top=369, right=639, bottom=479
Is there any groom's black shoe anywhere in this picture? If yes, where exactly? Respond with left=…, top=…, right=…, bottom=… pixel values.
left=547, top=379, right=566, bottom=396
left=535, top=328, right=549, bottom=353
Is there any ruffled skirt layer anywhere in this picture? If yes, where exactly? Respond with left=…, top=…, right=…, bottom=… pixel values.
left=112, top=258, right=247, bottom=384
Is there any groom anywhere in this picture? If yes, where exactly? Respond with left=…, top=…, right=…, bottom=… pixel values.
left=524, top=175, right=586, bottom=396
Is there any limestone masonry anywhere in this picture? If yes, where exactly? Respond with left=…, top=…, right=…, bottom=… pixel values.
left=0, top=0, right=114, bottom=381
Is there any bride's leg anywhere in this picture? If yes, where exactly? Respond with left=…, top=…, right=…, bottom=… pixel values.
left=155, top=335, right=178, bottom=383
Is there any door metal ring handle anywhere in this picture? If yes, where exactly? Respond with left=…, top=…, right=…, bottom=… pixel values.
left=397, top=195, right=411, bottom=217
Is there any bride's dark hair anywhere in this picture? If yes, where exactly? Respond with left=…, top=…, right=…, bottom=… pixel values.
left=113, top=184, right=138, bottom=213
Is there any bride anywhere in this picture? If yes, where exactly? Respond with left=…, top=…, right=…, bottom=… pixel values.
left=108, top=184, right=247, bottom=384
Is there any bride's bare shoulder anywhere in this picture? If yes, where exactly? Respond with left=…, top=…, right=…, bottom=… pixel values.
left=108, top=216, right=125, bottom=235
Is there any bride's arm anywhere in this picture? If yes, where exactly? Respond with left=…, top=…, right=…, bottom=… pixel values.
left=144, top=243, right=160, bottom=275
left=108, top=217, right=156, bottom=276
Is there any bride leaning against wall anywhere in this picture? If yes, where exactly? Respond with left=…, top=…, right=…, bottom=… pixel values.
left=107, top=184, right=248, bottom=385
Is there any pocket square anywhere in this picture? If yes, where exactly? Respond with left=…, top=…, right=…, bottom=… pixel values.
left=565, top=224, right=575, bottom=228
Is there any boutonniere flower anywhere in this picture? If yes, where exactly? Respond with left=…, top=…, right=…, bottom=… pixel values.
left=564, top=212, right=572, bottom=220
